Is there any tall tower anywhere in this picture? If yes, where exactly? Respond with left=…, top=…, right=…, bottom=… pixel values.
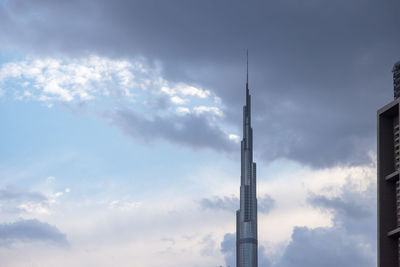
left=236, top=51, right=258, bottom=267
left=377, top=60, right=400, bottom=267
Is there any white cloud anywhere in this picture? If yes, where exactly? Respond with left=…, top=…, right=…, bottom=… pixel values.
left=47, top=176, right=56, bottom=182
left=108, top=200, right=142, bottom=211
left=0, top=160, right=377, bottom=267
left=170, top=95, right=187, bottom=105
left=0, top=56, right=147, bottom=103
left=228, top=134, right=240, bottom=143
left=18, top=202, right=50, bottom=215
left=176, top=107, right=191, bottom=115
left=174, top=83, right=211, bottom=98
left=0, top=56, right=225, bottom=124
left=160, top=86, right=175, bottom=96
left=193, top=106, right=223, bottom=117
left=161, top=84, right=211, bottom=99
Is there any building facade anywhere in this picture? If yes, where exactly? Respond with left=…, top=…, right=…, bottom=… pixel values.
left=377, top=61, right=400, bottom=267
left=236, top=55, right=258, bottom=267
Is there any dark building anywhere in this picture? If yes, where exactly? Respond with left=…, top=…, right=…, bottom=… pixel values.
left=377, top=61, right=400, bottom=267
left=236, top=53, right=258, bottom=267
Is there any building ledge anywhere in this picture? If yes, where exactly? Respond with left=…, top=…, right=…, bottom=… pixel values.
left=385, top=170, right=399, bottom=182
left=388, top=227, right=400, bottom=238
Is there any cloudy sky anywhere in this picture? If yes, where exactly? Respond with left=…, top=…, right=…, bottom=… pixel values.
left=0, top=0, right=399, bottom=266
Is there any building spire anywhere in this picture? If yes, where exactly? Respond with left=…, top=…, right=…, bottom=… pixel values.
left=246, top=49, right=250, bottom=107
left=237, top=49, right=257, bottom=267
left=246, top=49, right=249, bottom=88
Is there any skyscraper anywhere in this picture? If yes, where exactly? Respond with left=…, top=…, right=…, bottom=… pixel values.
left=236, top=52, right=258, bottom=267
left=377, top=61, right=400, bottom=267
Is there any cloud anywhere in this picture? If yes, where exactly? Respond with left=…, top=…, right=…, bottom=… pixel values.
left=273, top=179, right=376, bottom=267
left=1, top=0, right=398, bottom=167
left=220, top=233, right=272, bottom=267
left=0, top=56, right=151, bottom=102
left=0, top=188, right=47, bottom=202
left=105, top=108, right=235, bottom=152
left=0, top=219, right=68, bottom=247
left=228, top=134, right=240, bottom=143
left=0, top=187, right=49, bottom=214
left=276, top=226, right=374, bottom=267
left=193, top=106, right=223, bottom=118
left=308, top=181, right=376, bottom=245
left=201, top=196, right=238, bottom=212
left=162, top=83, right=211, bottom=99
left=0, top=55, right=235, bottom=155
left=0, top=56, right=219, bottom=108
left=220, top=233, right=235, bottom=267
left=220, top=174, right=376, bottom=267
left=258, top=194, right=275, bottom=214
left=201, top=194, right=275, bottom=214
left=0, top=187, right=66, bottom=215
left=170, top=95, right=187, bottom=105
left=176, top=106, right=191, bottom=115
left=309, top=193, right=371, bottom=220
left=199, top=234, right=218, bottom=257
left=108, top=200, right=142, bottom=212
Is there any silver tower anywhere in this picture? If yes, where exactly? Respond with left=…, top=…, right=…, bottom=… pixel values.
left=236, top=52, right=258, bottom=267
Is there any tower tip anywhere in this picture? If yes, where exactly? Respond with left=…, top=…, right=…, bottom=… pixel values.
left=246, top=49, right=249, bottom=86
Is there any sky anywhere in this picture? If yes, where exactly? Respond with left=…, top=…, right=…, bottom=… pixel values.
left=0, top=0, right=399, bottom=266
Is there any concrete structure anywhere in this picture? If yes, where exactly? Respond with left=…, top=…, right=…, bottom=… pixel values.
left=377, top=61, right=400, bottom=267
left=236, top=53, right=258, bottom=267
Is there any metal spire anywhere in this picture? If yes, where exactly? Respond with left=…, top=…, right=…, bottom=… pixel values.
left=246, top=49, right=250, bottom=108
left=246, top=49, right=249, bottom=88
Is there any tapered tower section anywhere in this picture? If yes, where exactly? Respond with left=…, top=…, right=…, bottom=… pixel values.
left=236, top=52, right=258, bottom=267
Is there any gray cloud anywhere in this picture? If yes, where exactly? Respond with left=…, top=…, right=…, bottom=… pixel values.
left=0, top=219, right=68, bottom=247
left=1, top=0, right=400, bottom=167
left=308, top=182, right=376, bottom=246
left=220, top=233, right=271, bottom=267
left=201, top=196, right=238, bottom=213
left=220, top=233, right=235, bottom=267
left=221, top=182, right=376, bottom=266
left=0, top=187, right=48, bottom=214
left=0, top=188, right=47, bottom=202
left=258, top=195, right=275, bottom=214
left=200, top=234, right=217, bottom=257
left=275, top=182, right=376, bottom=266
left=276, top=226, right=374, bottom=267
left=105, top=108, right=234, bottom=152
left=201, top=195, right=274, bottom=214
left=309, top=193, right=371, bottom=219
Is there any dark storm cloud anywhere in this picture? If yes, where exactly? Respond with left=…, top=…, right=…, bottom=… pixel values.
left=1, top=0, right=400, bottom=167
left=201, top=195, right=274, bottom=214
left=105, top=108, right=234, bottom=152
left=0, top=219, right=68, bottom=247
